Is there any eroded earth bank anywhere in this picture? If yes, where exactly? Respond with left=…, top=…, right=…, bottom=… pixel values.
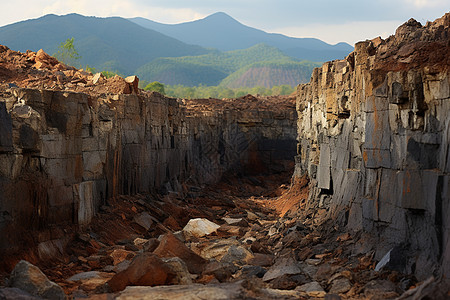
left=0, top=12, right=449, bottom=300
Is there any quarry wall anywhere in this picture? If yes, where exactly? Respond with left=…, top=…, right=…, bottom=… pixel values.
left=1, top=13, right=449, bottom=286
left=0, top=89, right=296, bottom=260
left=294, top=15, right=450, bottom=280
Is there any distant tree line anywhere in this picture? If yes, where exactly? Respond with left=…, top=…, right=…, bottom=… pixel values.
left=53, top=38, right=295, bottom=99
left=51, top=38, right=301, bottom=99
left=140, top=81, right=294, bottom=99
left=85, top=66, right=121, bottom=79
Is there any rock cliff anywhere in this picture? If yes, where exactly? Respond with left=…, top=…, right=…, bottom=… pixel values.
left=294, top=13, right=450, bottom=281
left=0, top=87, right=296, bottom=264
left=1, top=12, right=450, bottom=297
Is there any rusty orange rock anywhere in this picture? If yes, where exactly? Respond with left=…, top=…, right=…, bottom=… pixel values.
left=153, top=232, right=207, bottom=274
left=107, top=253, right=174, bottom=292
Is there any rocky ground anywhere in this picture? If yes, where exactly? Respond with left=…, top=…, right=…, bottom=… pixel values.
left=0, top=45, right=141, bottom=96
left=0, top=44, right=296, bottom=113
left=1, top=167, right=444, bottom=299
left=0, top=41, right=448, bottom=299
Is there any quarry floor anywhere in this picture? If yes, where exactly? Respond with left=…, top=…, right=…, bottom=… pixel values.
left=0, top=166, right=429, bottom=299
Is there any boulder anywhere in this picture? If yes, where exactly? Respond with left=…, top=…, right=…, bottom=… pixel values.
left=143, top=238, right=160, bottom=252
left=114, top=260, right=132, bottom=273
left=107, top=253, right=175, bottom=292
left=374, top=246, right=407, bottom=273
left=329, top=277, right=352, bottom=294
left=217, top=224, right=243, bottom=236
left=295, top=281, right=326, bottom=298
left=9, top=260, right=66, bottom=300
left=222, top=217, right=248, bottom=227
left=110, top=249, right=135, bottom=265
left=106, top=75, right=131, bottom=94
left=246, top=211, right=259, bottom=221
left=260, top=288, right=302, bottom=299
left=67, top=271, right=113, bottom=293
left=153, top=232, right=207, bottom=274
left=202, top=261, right=237, bottom=282
left=162, top=257, right=193, bottom=285
left=133, top=238, right=148, bottom=248
left=67, top=271, right=107, bottom=282
left=262, top=255, right=302, bottom=282
left=236, top=265, right=267, bottom=279
left=363, top=279, right=398, bottom=299
left=125, top=76, right=139, bottom=94
left=192, top=238, right=240, bottom=261
left=34, top=49, right=58, bottom=67
left=220, top=245, right=254, bottom=265
left=92, top=73, right=104, bottom=85
left=269, top=274, right=308, bottom=290
left=133, top=212, right=154, bottom=230
left=183, top=218, right=220, bottom=238
left=249, top=253, right=274, bottom=267
left=249, top=241, right=271, bottom=254
left=117, top=283, right=244, bottom=300
left=223, top=217, right=243, bottom=225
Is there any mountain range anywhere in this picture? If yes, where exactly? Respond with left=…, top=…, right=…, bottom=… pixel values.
left=0, top=13, right=353, bottom=88
left=130, top=12, right=353, bottom=62
left=0, top=14, right=208, bottom=75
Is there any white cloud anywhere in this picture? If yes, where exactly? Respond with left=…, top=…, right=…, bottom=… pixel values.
left=271, top=20, right=402, bottom=45
left=0, top=0, right=447, bottom=42
left=403, top=0, right=449, bottom=8
left=41, top=0, right=204, bottom=22
left=0, top=1, right=47, bottom=26
left=139, top=8, right=206, bottom=24
left=0, top=0, right=205, bottom=27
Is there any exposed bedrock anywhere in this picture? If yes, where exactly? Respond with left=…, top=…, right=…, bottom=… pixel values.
left=0, top=89, right=296, bottom=266
left=294, top=13, right=450, bottom=281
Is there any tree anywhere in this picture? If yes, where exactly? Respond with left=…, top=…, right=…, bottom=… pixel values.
left=101, top=71, right=119, bottom=78
left=144, top=81, right=165, bottom=94
left=271, top=84, right=294, bottom=96
left=54, top=37, right=81, bottom=66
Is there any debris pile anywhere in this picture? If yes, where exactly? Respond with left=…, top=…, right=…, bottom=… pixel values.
left=1, top=171, right=445, bottom=299
left=0, top=12, right=449, bottom=300
left=0, top=45, right=139, bottom=95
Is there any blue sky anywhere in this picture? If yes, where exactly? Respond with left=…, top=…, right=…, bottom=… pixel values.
left=0, top=0, right=448, bottom=44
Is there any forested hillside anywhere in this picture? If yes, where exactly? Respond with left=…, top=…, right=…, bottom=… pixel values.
left=0, top=13, right=337, bottom=88
left=0, top=14, right=209, bottom=75
left=136, top=44, right=320, bottom=87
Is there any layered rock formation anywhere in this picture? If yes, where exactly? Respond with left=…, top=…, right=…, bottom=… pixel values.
left=295, top=13, right=450, bottom=281
left=1, top=11, right=449, bottom=298
left=0, top=87, right=296, bottom=264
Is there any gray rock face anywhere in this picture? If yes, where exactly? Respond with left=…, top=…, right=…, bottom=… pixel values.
left=317, top=143, right=331, bottom=190
left=9, top=260, right=66, bottom=300
left=0, top=101, right=13, bottom=152
left=294, top=15, right=450, bottom=281
left=0, top=89, right=296, bottom=260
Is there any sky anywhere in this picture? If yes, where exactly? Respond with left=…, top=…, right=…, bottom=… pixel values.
left=0, top=0, right=449, bottom=45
